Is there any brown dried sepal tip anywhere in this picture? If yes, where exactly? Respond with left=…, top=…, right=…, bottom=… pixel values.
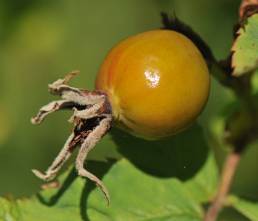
left=41, top=181, right=60, bottom=190
left=239, top=0, right=258, bottom=21
left=31, top=71, right=112, bottom=204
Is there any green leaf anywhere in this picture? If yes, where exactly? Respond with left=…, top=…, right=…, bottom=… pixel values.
left=232, top=14, right=258, bottom=76
left=87, top=159, right=204, bottom=221
left=184, top=154, right=218, bottom=203
left=0, top=125, right=219, bottom=221
left=0, top=153, right=218, bottom=221
left=230, top=196, right=258, bottom=221
left=0, top=198, right=20, bottom=221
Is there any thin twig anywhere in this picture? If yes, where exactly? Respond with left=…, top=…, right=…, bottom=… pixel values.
left=204, top=151, right=241, bottom=221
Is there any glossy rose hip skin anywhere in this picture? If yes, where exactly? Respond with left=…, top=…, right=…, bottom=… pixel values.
left=96, top=30, right=210, bottom=139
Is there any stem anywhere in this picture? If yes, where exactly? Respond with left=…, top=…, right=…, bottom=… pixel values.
left=204, top=151, right=241, bottom=221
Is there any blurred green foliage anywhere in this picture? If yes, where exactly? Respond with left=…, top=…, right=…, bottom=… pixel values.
left=0, top=0, right=257, bottom=220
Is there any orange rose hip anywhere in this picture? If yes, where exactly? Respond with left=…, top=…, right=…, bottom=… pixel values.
left=96, top=30, right=210, bottom=139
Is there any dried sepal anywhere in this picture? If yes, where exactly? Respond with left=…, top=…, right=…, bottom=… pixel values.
left=31, top=72, right=112, bottom=204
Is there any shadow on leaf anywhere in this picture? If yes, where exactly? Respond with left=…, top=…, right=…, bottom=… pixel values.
left=37, top=160, right=115, bottom=221
left=111, top=123, right=209, bottom=180
left=36, top=123, right=208, bottom=221
left=37, top=167, right=77, bottom=206
left=79, top=160, right=116, bottom=221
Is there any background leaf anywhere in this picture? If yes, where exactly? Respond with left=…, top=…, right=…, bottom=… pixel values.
left=0, top=150, right=218, bottom=221
left=232, top=14, right=258, bottom=76
left=230, top=196, right=258, bottom=221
